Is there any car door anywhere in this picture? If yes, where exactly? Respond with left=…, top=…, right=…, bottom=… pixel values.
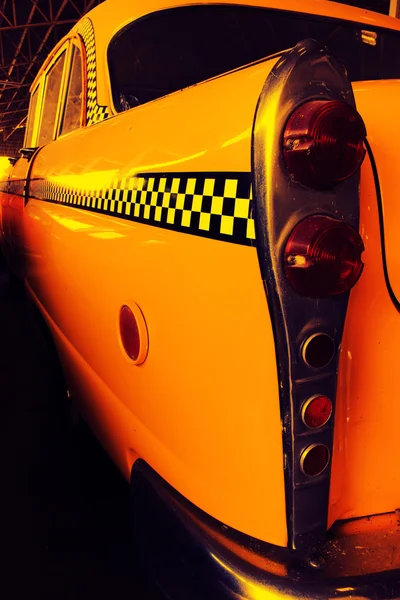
left=3, top=41, right=70, bottom=276
left=21, top=6, right=291, bottom=548
left=0, top=83, right=39, bottom=273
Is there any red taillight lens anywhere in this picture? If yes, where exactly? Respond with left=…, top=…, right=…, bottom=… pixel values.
left=283, top=100, right=366, bottom=189
left=302, top=395, right=332, bottom=428
left=284, top=215, right=364, bottom=297
left=300, top=444, right=330, bottom=477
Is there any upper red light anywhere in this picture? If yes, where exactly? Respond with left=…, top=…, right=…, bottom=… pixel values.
left=282, top=99, right=366, bottom=189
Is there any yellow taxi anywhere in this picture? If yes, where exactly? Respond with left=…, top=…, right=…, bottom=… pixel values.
left=1, top=0, right=400, bottom=597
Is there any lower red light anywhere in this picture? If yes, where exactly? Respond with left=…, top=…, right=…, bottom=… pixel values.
left=302, top=395, right=332, bottom=428
left=284, top=215, right=364, bottom=297
left=301, top=444, right=330, bottom=477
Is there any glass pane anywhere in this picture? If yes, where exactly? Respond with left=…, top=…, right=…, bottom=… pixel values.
left=108, top=5, right=400, bottom=112
left=38, top=51, right=66, bottom=146
left=61, top=45, right=83, bottom=135
left=25, top=86, right=39, bottom=147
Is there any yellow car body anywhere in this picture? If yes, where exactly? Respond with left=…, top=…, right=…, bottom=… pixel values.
left=1, top=0, right=400, bottom=597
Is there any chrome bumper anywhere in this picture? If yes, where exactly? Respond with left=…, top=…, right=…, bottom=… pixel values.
left=131, top=461, right=400, bottom=600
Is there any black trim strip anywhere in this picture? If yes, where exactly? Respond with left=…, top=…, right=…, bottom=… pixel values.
left=76, top=18, right=109, bottom=126
left=2, top=172, right=256, bottom=246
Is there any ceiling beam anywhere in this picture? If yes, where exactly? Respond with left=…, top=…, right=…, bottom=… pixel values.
left=0, top=0, right=104, bottom=139
left=1, top=30, right=33, bottom=66
left=0, top=8, right=14, bottom=28
left=0, top=117, right=27, bottom=125
left=0, top=19, right=77, bottom=31
left=0, top=61, right=39, bottom=70
left=0, top=106, right=29, bottom=116
left=85, top=0, right=99, bottom=13
left=67, top=0, right=85, bottom=18
left=0, top=0, right=40, bottom=97
left=0, top=98, right=26, bottom=110
left=0, top=80, right=30, bottom=87
left=33, top=2, right=50, bottom=23
left=2, top=0, right=71, bottom=114
left=0, top=122, right=27, bottom=130
left=4, top=114, right=27, bottom=141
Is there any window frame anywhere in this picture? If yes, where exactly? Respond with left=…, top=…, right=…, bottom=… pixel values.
left=58, top=35, right=87, bottom=139
left=35, top=42, right=69, bottom=147
left=24, top=82, right=41, bottom=148
left=26, top=32, right=87, bottom=147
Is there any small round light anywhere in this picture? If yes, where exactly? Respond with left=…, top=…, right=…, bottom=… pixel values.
left=300, top=444, right=330, bottom=477
left=302, top=333, right=335, bottom=369
left=120, top=305, right=140, bottom=360
left=302, top=395, right=332, bottom=428
left=119, top=304, right=148, bottom=364
left=283, top=99, right=366, bottom=189
left=284, top=215, right=364, bottom=297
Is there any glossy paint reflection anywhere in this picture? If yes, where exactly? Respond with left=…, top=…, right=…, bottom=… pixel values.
left=132, top=460, right=400, bottom=600
left=210, top=554, right=297, bottom=600
left=329, top=149, right=400, bottom=525
left=20, top=55, right=288, bottom=547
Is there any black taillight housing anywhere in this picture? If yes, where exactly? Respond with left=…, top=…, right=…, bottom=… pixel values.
left=252, top=38, right=368, bottom=548
left=282, top=99, right=366, bottom=189
left=284, top=215, right=364, bottom=297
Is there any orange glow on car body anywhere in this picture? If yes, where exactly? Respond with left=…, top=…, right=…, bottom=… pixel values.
left=1, top=0, right=400, bottom=595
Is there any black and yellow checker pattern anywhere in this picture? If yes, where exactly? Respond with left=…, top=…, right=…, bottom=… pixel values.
left=29, top=172, right=256, bottom=245
left=76, top=18, right=109, bottom=126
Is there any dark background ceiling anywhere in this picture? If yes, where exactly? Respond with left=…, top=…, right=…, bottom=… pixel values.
left=0, top=0, right=393, bottom=156
left=0, top=0, right=104, bottom=155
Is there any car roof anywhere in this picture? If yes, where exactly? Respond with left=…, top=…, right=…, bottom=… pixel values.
left=31, top=0, right=400, bottom=94
left=87, top=0, right=400, bottom=37
left=85, top=0, right=400, bottom=85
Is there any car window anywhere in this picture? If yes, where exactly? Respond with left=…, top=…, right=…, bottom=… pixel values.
left=25, top=85, right=39, bottom=147
left=108, top=4, right=400, bottom=112
left=61, top=44, right=83, bottom=136
left=37, top=51, right=66, bottom=146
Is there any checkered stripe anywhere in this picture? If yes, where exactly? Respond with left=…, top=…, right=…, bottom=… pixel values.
left=29, top=173, right=256, bottom=245
left=76, top=18, right=109, bottom=126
